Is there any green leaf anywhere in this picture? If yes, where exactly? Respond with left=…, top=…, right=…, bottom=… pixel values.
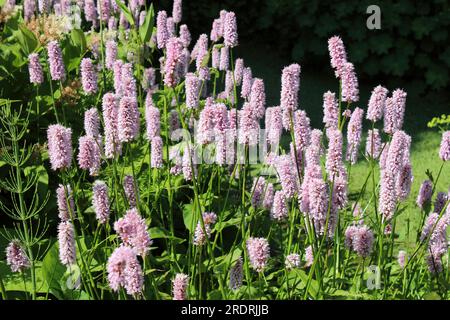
left=0, top=261, right=49, bottom=295
left=293, top=269, right=318, bottom=299
left=70, top=29, right=87, bottom=54
left=182, top=202, right=196, bottom=233
left=423, top=292, right=442, bottom=300
left=115, top=0, right=135, bottom=27
left=17, top=25, right=39, bottom=55
left=41, top=241, right=66, bottom=299
left=139, top=3, right=154, bottom=44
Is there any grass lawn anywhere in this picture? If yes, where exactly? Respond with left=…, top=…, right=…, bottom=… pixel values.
left=236, top=40, right=450, bottom=249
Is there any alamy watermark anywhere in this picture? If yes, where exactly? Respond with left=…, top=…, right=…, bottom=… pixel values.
left=366, top=5, right=381, bottom=30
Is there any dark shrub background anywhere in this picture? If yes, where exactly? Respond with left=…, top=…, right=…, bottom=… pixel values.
left=158, top=0, right=450, bottom=92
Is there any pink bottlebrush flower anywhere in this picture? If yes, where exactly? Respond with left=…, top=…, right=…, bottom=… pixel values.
left=172, top=0, right=182, bottom=23
left=262, top=183, right=275, bottom=210
left=107, top=245, right=144, bottom=295
left=304, top=245, right=314, bottom=267
left=193, top=212, right=217, bottom=246
left=28, top=53, right=43, bottom=84
left=144, top=93, right=160, bottom=141
left=267, top=106, right=282, bottom=146
left=353, top=225, right=374, bottom=257
left=56, top=184, right=75, bottom=221
left=166, top=18, right=175, bottom=38
left=420, top=212, right=440, bottom=242
left=6, top=240, right=30, bottom=273
left=246, top=237, right=270, bottom=272
left=346, top=107, right=364, bottom=164
left=197, top=103, right=216, bottom=145
left=138, top=10, right=146, bottom=28
left=185, top=73, right=201, bottom=109
left=299, top=164, right=322, bottom=213
left=333, top=175, right=348, bottom=210
left=285, top=253, right=301, bottom=270
left=102, top=92, right=122, bottom=158
left=392, top=89, right=407, bottom=131
left=395, top=163, right=413, bottom=201
left=113, top=60, right=123, bottom=95
left=123, top=175, right=138, bottom=208
left=271, top=190, right=288, bottom=221
left=223, top=11, right=238, bottom=48
left=250, top=78, right=266, bottom=119
left=142, top=68, right=156, bottom=89
left=293, top=110, right=311, bottom=152
left=177, top=48, right=190, bottom=79
left=224, top=71, right=235, bottom=102
left=164, top=37, right=183, bottom=87
left=383, top=97, right=396, bottom=134
left=173, top=273, right=189, bottom=300
left=325, top=129, right=345, bottom=179
left=179, top=24, right=191, bottom=48
left=58, top=221, right=76, bottom=266
left=344, top=225, right=359, bottom=249
left=80, top=58, right=98, bottom=94
left=213, top=103, right=229, bottom=134
left=398, top=250, right=407, bottom=269
left=305, top=145, right=321, bottom=168
left=47, top=41, right=65, bottom=81
left=342, top=109, right=352, bottom=118
left=192, top=33, right=208, bottom=61
left=47, top=124, right=72, bottom=171
left=341, top=62, right=359, bottom=103
left=151, top=136, right=163, bottom=168
left=84, top=0, right=97, bottom=24
left=238, top=103, right=259, bottom=146
left=417, top=180, right=433, bottom=210
left=114, top=208, right=152, bottom=256
left=322, top=91, right=338, bottom=131
left=170, top=110, right=181, bottom=137
left=84, top=108, right=100, bottom=138
left=308, top=177, right=330, bottom=235
left=38, top=0, right=50, bottom=14
left=92, top=180, right=110, bottom=224
left=434, top=192, right=448, bottom=214
left=119, top=11, right=129, bottom=29
left=275, top=155, right=298, bottom=199
left=118, top=96, right=140, bottom=142
left=379, top=169, right=397, bottom=221
left=241, top=67, right=253, bottom=100
left=365, top=129, right=382, bottom=159
left=210, top=18, right=222, bottom=42
left=229, top=257, right=243, bottom=290
left=121, top=63, right=137, bottom=98
left=182, top=146, right=196, bottom=181
left=280, top=63, right=301, bottom=129
left=367, top=85, right=388, bottom=122
left=78, top=135, right=101, bottom=176
left=212, top=46, right=220, bottom=69
left=379, top=142, right=390, bottom=170
left=439, top=131, right=450, bottom=161
left=219, top=46, right=229, bottom=71
left=24, top=0, right=36, bottom=21
left=428, top=218, right=449, bottom=273
left=384, top=89, right=407, bottom=134
left=105, top=40, right=118, bottom=70
left=156, top=10, right=169, bottom=49
left=311, top=129, right=323, bottom=150
left=234, top=58, right=244, bottom=85
left=328, top=36, right=347, bottom=78
left=108, top=16, right=117, bottom=30
left=97, top=0, right=110, bottom=21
